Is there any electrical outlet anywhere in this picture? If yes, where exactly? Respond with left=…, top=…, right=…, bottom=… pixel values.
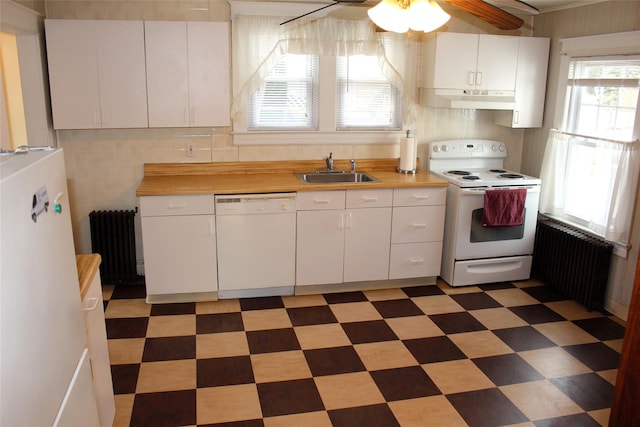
left=186, top=143, right=196, bottom=157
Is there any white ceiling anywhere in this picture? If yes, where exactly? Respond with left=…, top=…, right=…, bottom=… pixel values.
left=266, top=0, right=611, bottom=15
left=485, top=0, right=609, bottom=15
left=250, top=0, right=611, bottom=22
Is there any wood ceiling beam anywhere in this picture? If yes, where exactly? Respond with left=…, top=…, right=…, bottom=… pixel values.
left=442, top=0, right=525, bottom=30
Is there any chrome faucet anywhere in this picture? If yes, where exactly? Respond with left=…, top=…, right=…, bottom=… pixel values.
left=350, top=159, right=356, bottom=173
left=324, top=152, right=334, bottom=172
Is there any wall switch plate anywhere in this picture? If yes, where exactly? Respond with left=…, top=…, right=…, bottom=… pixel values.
left=186, top=143, right=196, bottom=157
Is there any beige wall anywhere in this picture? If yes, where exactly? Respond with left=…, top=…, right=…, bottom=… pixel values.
left=524, top=0, right=640, bottom=318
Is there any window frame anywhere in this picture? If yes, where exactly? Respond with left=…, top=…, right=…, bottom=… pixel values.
left=335, top=53, right=402, bottom=132
left=248, top=53, right=319, bottom=131
left=546, top=31, right=640, bottom=257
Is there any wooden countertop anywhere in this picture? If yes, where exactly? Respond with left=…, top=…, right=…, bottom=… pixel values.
left=136, top=159, right=447, bottom=196
left=76, top=254, right=101, bottom=300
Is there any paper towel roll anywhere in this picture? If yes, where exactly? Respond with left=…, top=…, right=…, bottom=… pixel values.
left=399, top=137, right=416, bottom=171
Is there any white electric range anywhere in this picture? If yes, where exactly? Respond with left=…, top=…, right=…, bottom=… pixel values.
left=427, top=139, right=541, bottom=287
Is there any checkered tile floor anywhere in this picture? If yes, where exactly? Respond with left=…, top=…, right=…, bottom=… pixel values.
left=103, top=279, right=624, bottom=427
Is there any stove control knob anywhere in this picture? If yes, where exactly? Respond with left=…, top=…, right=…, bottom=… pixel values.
left=441, top=145, right=448, bottom=152
left=433, top=145, right=439, bottom=152
left=491, top=144, right=498, bottom=151
left=499, top=144, right=506, bottom=152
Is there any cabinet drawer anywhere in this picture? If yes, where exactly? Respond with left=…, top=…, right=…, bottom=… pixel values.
left=346, top=189, right=393, bottom=209
left=392, top=206, right=445, bottom=243
left=389, top=242, right=442, bottom=279
left=297, top=190, right=346, bottom=211
left=140, top=195, right=215, bottom=216
left=393, top=187, right=446, bottom=207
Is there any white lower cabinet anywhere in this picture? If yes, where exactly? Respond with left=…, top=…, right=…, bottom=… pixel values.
left=140, top=195, right=217, bottom=303
left=343, top=206, right=392, bottom=282
left=297, top=209, right=346, bottom=286
left=296, top=189, right=392, bottom=286
left=81, top=267, right=115, bottom=427
left=389, top=188, right=446, bottom=279
left=138, top=187, right=446, bottom=299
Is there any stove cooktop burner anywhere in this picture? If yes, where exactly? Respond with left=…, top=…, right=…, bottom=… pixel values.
left=448, top=170, right=471, bottom=176
left=500, top=173, right=524, bottom=179
left=489, top=169, right=507, bottom=173
left=462, top=175, right=481, bottom=180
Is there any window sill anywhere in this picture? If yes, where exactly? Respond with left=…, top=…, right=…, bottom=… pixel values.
left=232, top=130, right=404, bottom=146
left=540, top=213, right=630, bottom=259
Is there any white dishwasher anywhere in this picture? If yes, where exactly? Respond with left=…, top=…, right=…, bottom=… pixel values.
left=215, top=193, right=297, bottom=299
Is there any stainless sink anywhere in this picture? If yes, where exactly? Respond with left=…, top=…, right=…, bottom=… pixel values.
left=295, top=171, right=379, bottom=184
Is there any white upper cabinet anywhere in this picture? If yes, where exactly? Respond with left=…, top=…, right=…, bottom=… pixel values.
left=427, top=32, right=519, bottom=93
left=420, top=32, right=550, bottom=119
left=45, top=20, right=148, bottom=129
left=495, top=37, right=551, bottom=128
left=145, top=21, right=230, bottom=127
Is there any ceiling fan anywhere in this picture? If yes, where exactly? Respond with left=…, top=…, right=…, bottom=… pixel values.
left=280, top=0, right=539, bottom=31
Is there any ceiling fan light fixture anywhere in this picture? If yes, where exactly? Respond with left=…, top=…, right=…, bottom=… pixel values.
left=368, top=0, right=450, bottom=34
left=409, top=0, right=450, bottom=32
left=367, top=0, right=410, bottom=33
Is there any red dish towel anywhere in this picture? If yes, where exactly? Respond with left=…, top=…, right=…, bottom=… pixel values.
left=482, top=188, right=527, bottom=227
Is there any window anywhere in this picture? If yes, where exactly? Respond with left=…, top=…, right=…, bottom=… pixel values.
left=248, top=52, right=401, bottom=132
left=565, top=59, right=639, bottom=141
left=336, top=54, right=401, bottom=131
left=539, top=52, right=640, bottom=254
left=231, top=14, right=415, bottom=144
left=248, top=54, right=318, bottom=130
left=562, top=58, right=640, bottom=228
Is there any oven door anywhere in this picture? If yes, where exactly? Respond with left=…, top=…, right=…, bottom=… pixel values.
left=451, top=185, right=540, bottom=260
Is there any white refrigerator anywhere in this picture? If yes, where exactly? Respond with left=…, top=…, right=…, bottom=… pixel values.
left=1, top=148, right=100, bottom=426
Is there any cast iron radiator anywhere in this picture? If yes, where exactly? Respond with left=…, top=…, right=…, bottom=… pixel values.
left=532, top=216, right=613, bottom=311
left=89, top=209, right=138, bottom=284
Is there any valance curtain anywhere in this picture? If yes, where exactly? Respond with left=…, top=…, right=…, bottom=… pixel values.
left=539, top=128, right=640, bottom=246
left=231, top=15, right=418, bottom=127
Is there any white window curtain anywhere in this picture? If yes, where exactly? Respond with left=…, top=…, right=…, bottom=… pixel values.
left=539, top=129, right=640, bottom=247
left=231, top=15, right=418, bottom=128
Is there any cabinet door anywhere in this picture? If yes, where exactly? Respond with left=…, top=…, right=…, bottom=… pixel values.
left=433, top=32, right=478, bottom=90
left=95, top=21, right=148, bottom=128
left=45, top=20, right=100, bottom=129
left=511, top=37, right=550, bottom=127
left=187, top=22, right=230, bottom=126
left=82, top=273, right=115, bottom=427
left=476, top=35, right=519, bottom=92
left=344, top=208, right=392, bottom=282
left=145, top=21, right=190, bottom=127
left=46, top=20, right=148, bottom=129
left=141, top=215, right=217, bottom=296
left=296, top=210, right=345, bottom=286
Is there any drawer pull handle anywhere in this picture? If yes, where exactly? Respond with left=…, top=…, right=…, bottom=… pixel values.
left=409, top=258, right=424, bottom=264
left=413, top=195, right=429, bottom=200
left=314, top=199, right=330, bottom=204
left=83, top=297, right=99, bottom=312
left=411, top=223, right=427, bottom=229
left=362, top=196, right=378, bottom=202
left=168, top=203, right=187, bottom=209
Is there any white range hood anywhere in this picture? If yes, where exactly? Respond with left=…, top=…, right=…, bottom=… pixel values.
left=419, top=88, right=516, bottom=110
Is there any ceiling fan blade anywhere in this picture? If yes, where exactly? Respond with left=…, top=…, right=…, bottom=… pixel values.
left=442, top=0, right=525, bottom=30
left=281, top=0, right=367, bottom=25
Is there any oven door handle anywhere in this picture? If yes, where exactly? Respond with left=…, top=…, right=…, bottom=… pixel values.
left=459, top=186, right=540, bottom=196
